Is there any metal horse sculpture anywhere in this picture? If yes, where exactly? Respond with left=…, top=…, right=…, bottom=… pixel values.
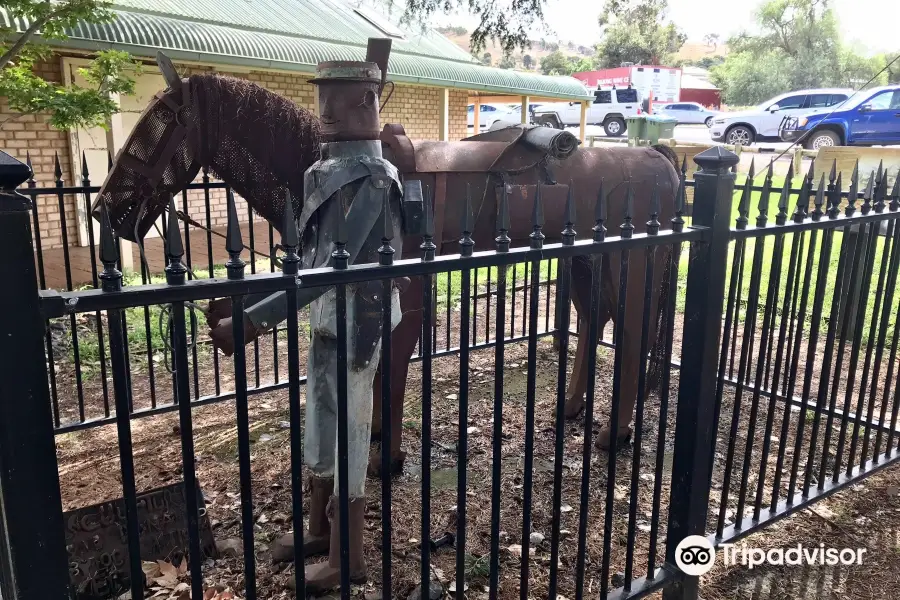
left=94, top=51, right=680, bottom=480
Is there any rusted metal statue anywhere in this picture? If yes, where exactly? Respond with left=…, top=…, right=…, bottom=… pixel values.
left=94, top=38, right=679, bottom=493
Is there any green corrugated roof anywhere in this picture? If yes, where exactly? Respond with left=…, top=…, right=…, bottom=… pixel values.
left=0, top=1, right=592, bottom=100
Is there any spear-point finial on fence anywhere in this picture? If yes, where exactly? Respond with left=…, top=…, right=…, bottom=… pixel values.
left=281, top=189, right=300, bottom=276
left=876, top=159, right=884, bottom=186
left=25, top=151, right=35, bottom=185
left=496, top=184, right=511, bottom=253
left=164, top=195, right=187, bottom=285
left=862, top=170, right=875, bottom=214
left=530, top=183, right=545, bottom=250
left=776, top=172, right=790, bottom=225
left=421, top=185, right=437, bottom=261
left=81, top=151, right=90, bottom=184
left=829, top=172, right=842, bottom=219
left=593, top=179, right=607, bottom=242
left=648, top=176, right=661, bottom=235
left=332, top=195, right=350, bottom=270
left=225, top=189, right=245, bottom=280
left=621, top=178, right=634, bottom=239
left=460, top=182, right=475, bottom=257
left=673, top=172, right=686, bottom=233
left=829, top=158, right=837, bottom=186
left=737, top=171, right=751, bottom=229
left=98, top=200, right=122, bottom=292
left=379, top=184, right=396, bottom=265
left=890, top=169, right=900, bottom=212
left=747, top=157, right=756, bottom=183
left=874, top=168, right=888, bottom=213
left=562, top=179, right=577, bottom=245
left=757, top=161, right=773, bottom=227
left=812, top=173, right=825, bottom=221
left=793, top=175, right=809, bottom=223
left=680, top=154, right=688, bottom=180
left=53, top=152, right=63, bottom=182
left=806, top=156, right=816, bottom=187
left=846, top=166, right=859, bottom=217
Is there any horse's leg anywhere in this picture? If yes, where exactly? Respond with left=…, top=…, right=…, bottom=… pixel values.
left=564, top=257, right=606, bottom=418
left=368, top=276, right=424, bottom=478
left=597, top=248, right=663, bottom=452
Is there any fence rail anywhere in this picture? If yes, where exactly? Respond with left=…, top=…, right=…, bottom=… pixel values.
left=2, top=146, right=900, bottom=600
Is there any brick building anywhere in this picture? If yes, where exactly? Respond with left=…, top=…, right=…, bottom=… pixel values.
left=0, top=0, right=590, bottom=270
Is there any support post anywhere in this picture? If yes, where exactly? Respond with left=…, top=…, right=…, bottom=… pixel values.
left=663, top=147, right=738, bottom=600
left=579, top=101, right=588, bottom=143
left=0, top=151, right=70, bottom=600
left=105, top=92, right=134, bottom=272
left=473, top=96, right=481, bottom=132
left=440, top=88, right=450, bottom=141
left=520, top=95, right=530, bottom=125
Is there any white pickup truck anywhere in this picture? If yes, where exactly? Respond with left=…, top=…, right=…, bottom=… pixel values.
left=532, top=88, right=643, bottom=137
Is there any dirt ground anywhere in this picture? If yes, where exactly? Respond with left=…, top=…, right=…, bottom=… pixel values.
left=49, top=263, right=900, bottom=600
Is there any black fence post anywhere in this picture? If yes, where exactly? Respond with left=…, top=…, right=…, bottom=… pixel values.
left=0, top=151, right=70, bottom=599
left=663, top=147, right=738, bottom=600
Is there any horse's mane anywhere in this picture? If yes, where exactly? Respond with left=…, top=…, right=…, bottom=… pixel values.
left=96, top=73, right=321, bottom=241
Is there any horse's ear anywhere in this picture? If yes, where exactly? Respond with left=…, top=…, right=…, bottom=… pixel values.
left=156, top=51, right=181, bottom=89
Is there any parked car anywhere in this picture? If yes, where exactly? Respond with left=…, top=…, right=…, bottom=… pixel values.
left=467, top=103, right=521, bottom=129
left=709, top=88, right=852, bottom=146
left=779, top=85, right=900, bottom=149
left=654, top=102, right=720, bottom=126
left=531, top=87, right=642, bottom=137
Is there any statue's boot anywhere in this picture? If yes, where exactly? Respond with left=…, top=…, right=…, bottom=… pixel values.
left=208, top=314, right=263, bottom=357
left=205, top=298, right=233, bottom=328
left=304, top=497, right=368, bottom=593
left=270, top=475, right=332, bottom=561
left=303, top=475, right=333, bottom=556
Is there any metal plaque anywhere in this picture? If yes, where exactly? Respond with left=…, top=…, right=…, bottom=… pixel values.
left=63, top=482, right=216, bottom=599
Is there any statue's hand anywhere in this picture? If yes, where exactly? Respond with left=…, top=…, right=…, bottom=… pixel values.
left=206, top=298, right=233, bottom=328
left=208, top=314, right=263, bottom=357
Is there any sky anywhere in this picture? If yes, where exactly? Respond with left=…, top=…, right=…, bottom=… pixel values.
left=426, top=0, right=897, bottom=55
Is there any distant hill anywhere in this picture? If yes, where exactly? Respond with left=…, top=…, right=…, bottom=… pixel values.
left=438, top=27, right=592, bottom=70
left=675, top=42, right=729, bottom=63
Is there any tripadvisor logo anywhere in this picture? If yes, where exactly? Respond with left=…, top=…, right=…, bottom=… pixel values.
left=675, top=536, right=868, bottom=576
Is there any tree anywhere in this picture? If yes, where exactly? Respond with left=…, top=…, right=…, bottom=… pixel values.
left=399, top=0, right=548, bottom=54
left=703, top=33, right=720, bottom=50
left=540, top=50, right=570, bottom=75
left=498, top=53, right=516, bottom=69
left=1, top=0, right=141, bottom=131
left=712, top=0, right=892, bottom=105
left=594, top=0, right=686, bottom=68
left=522, top=54, right=534, bottom=69
left=481, top=52, right=493, bottom=66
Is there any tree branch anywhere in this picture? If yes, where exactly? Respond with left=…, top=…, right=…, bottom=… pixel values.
left=0, top=12, right=54, bottom=70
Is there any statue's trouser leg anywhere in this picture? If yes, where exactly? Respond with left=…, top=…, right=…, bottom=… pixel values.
left=305, top=286, right=399, bottom=591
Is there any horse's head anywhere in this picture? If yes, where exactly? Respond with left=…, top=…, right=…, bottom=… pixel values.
left=94, top=52, right=321, bottom=242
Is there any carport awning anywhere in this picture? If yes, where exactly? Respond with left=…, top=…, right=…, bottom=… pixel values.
left=0, top=8, right=593, bottom=101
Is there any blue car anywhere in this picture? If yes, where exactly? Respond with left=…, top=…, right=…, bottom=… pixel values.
left=780, top=85, right=900, bottom=149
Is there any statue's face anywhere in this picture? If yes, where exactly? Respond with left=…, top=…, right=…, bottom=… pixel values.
left=318, top=80, right=381, bottom=142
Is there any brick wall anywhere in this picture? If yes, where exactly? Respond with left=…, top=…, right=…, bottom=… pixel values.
left=0, top=60, right=79, bottom=250
left=0, top=54, right=469, bottom=249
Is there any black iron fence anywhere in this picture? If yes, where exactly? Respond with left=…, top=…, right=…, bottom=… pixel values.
left=1, top=147, right=900, bottom=600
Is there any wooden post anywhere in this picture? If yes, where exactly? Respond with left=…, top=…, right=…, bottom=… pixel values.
left=793, top=147, right=803, bottom=176
left=439, top=88, right=450, bottom=141
left=520, top=95, right=530, bottom=125
left=105, top=93, right=134, bottom=272
left=579, top=101, right=588, bottom=143
left=473, top=96, right=481, bottom=132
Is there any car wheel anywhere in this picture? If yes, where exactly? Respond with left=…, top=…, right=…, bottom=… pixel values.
left=804, top=129, right=840, bottom=150
left=726, top=126, right=754, bottom=146
left=604, top=117, right=626, bottom=137
left=536, top=115, right=562, bottom=129
left=705, top=116, right=714, bottom=128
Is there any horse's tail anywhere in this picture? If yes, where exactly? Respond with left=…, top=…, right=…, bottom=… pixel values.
left=646, top=246, right=674, bottom=395
left=651, top=143, right=680, bottom=171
